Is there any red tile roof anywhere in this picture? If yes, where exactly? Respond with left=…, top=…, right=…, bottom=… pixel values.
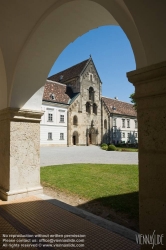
left=102, top=97, right=137, bottom=117
left=48, top=59, right=89, bottom=83
left=43, top=80, right=75, bottom=104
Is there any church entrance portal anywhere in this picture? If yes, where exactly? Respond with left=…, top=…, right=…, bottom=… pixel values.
left=73, top=135, right=76, bottom=145
left=89, top=128, right=97, bottom=145
left=72, top=131, right=78, bottom=145
left=89, top=134, right=92, bottom=144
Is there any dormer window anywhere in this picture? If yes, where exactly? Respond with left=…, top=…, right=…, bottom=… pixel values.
left=50, top=93, right=55, bottom=100
left=59, top=75, right=63, bottom=81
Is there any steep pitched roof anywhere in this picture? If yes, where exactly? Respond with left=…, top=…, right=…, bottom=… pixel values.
left=102, top=97, right=137, bottom=117
left=43, top=80, right=76, bottom=104
left=48, top=59, right=89, bottom=83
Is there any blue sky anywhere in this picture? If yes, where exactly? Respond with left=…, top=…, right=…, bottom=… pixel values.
left=48, top=25, right=136, bottom=103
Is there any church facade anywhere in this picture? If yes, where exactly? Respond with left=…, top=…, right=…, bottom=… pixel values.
left=40, top=57, right=137, bottom=146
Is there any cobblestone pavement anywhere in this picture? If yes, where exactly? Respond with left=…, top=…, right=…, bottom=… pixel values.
left=40, top=145, right=138, bottom=166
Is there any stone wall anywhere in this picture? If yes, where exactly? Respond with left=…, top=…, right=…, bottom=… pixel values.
left=0, top=108, right=43, bottom=200
left=69, top=78, right=102, bottom=146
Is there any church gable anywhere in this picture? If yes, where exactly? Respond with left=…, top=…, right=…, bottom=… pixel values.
left=81, top=58, right=101, bottom=85
left=80, top=58, right=102, bottom=107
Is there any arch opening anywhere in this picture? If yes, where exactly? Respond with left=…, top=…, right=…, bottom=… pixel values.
left=73, top=115, right=78, bottom=126
left=1, top=0, right=140, bottom=231
left=8, top=0, right=147, bottom=110
left=72, top=131, right=79, bottom=145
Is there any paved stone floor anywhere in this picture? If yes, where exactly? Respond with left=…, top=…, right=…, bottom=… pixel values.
left=0, top=147, right=139, bottom=249
left=0, top=196, right=140, bottom=250
left=40, top=145, right=138, bottom=166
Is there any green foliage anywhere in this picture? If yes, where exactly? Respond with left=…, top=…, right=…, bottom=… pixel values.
left=116, top=148, right=122, bottom=152
left=107, top=144, right=117, bottom=151
left=101, top=143, right=108, bottom=150
left=129, top=92, right=137, bottom=110
left=101, top=145, right=108, bottom=150
left=121, top=148, right=138, bottom=152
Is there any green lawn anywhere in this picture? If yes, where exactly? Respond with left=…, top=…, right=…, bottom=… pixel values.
left=41, top=164, right=138, bottom=220
left=116, top=147, right=138, bottom=152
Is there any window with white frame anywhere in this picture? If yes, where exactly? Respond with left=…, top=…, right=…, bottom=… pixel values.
left=48, top=132, right=52, bottom=140
left=60, top=133, right=64, bottom=140
left=135, top=132, right=138, bottom=138
left=123, top=132, right=125, bottom=138
left=122, top=119, right=125, bottom=128
left=135, top=120, right=138, bottom=128
left=127, top=133, right=130, bottom=138
left=127, top=119, right=130, bottom=128
left=60, top=115, right=64, bottom=122
left=113, top=118, right=116, bottom=126
left=48, top=113, right=53, bottom=122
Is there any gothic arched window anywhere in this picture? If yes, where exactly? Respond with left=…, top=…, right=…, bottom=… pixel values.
left=73, top=115, right=78, bottom=125
left=86, top=102, right=91, bottom=114
left=89, top=87, right=94, bottom=102
left=93, top=103, right=97, bottom=115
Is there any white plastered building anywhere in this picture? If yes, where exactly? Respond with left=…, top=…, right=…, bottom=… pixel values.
left=40, top=80, right=70, bottom=146
left=102, top=97, right=138, bottom=145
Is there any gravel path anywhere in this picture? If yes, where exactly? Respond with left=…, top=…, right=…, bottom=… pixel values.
left=40, top=145, right=138, bottom=166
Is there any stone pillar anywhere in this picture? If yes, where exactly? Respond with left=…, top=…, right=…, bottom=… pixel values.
left=127, top=61, right=166, bottom=247
left=0, top=108, right=44, bottom=201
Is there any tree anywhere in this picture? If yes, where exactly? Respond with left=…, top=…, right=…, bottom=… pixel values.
left=129, top=93, right=137, bottom=110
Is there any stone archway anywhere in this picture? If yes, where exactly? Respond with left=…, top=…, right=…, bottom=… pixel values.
left=0, top=1, right=166, bottom=112
left=89, top=127, right=97, bottom=145
left=0, top=1, right=166, bottom=241
left=0, top=0, right=149, bottom=112
left=72, top=131, right=79, bottom=146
